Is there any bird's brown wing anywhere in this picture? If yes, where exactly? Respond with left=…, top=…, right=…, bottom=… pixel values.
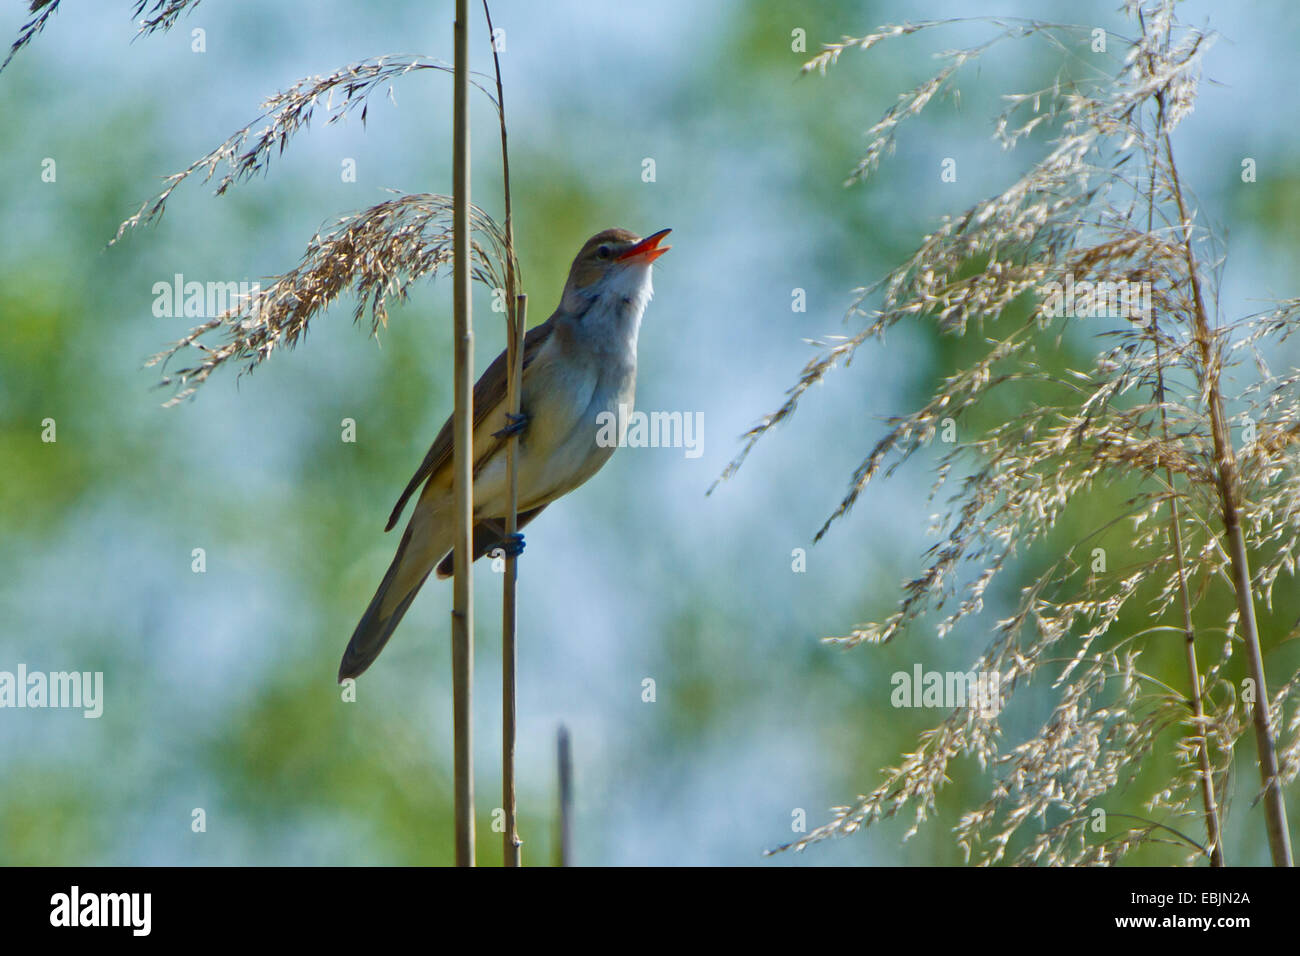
left=385, top=317, right=555, bottom=532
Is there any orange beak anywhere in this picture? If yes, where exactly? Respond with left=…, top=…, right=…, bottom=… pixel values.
left=617, top=228, right=672, bottom=264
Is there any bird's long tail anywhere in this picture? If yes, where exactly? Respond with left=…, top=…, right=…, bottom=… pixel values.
left=338, top=526, right=433, bottom=682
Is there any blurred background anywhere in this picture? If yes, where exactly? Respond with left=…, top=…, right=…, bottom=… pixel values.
left=1, top=0, right=1298, bottom=865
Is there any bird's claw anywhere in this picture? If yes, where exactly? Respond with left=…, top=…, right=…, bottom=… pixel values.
left=501, top=532, right=525, bottom=558
left=493, top=412, right=530, bottom=439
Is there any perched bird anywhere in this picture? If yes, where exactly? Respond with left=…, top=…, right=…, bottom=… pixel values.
left=338, top=227, right=671, bottom=681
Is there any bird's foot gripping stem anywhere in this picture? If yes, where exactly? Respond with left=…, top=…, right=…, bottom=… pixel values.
left=493, top=412, right=530, bottom=439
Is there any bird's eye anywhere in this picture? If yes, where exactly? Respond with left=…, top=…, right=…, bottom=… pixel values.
left=596, top=244, right=612, bottom=260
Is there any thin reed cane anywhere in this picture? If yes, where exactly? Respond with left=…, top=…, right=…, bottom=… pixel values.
left=556, top=725, right=573, bottom=867
left=481, top=0, right=524, bottom=868
left=502, top=293, right=526, bottom=867
left=1143, top=110, right=1225, bottom=866
left=1162, top=132, right=1292, bottom=866
left=450, top=0, right=476, bottom=868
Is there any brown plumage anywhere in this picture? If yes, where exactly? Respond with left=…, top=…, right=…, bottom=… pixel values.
left=338, top=226, right=670, bottom=681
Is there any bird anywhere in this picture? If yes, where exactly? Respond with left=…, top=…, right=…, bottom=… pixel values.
left=338, top=226, right=671, bottom=681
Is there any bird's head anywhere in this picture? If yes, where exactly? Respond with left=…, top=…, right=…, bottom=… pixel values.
left=560, top=227, right=671, bottom=316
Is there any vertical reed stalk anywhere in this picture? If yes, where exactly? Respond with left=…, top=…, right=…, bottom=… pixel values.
left=481, top=0, right=524, bottom=868
left=1153, top=325, right=1225, bottom=865
left=556, top=725, right=573, bottom=867
left=502, top=293, right=526, bottom=867
left=1145, top=122, right=1225, bottom=864
left=1162, top=130, right=1293, bottom=866
left=451, top=0, right=476, bottom=868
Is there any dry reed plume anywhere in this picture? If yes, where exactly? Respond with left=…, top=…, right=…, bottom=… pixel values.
left=720, top=1, right=1298, bottom=865
left=101, top=52, right=514, bottom=406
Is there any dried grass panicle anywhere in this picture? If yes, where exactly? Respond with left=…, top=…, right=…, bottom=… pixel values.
left=145, top=194, right=513, bottom=406
left=133, top=0, right=204, bottom=36
left=113, top=54, right=494, bottom=245
left=2, top=0, right=59, bottom=72
left=3, top=1, right=204, bottom=73
left=104, top=51, right=514, bottom=405
left=749, top=1, right=1300, bottom=863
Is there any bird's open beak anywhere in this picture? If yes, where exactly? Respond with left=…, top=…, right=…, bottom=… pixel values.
left=618, top=228, right=672, bottom=264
